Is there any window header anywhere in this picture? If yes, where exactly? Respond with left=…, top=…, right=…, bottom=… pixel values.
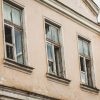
left=4, top=0, right=23, bottom=10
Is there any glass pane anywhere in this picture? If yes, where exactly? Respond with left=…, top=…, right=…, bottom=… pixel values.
left=48, top=61, right=54, bottom=73
left=78, top=39, right=84, bottom=55
left=80, top=57, right=85, bottom=72
left=5, top=25, right=12, bottom=44
left=17, top=55, right=23, bottom=64
left=47, top=44, right=53, bottom=60
left=3, top=3, right=11, bottom=21
left=15, top=30, right=24, bottom=64
left=15, top=30, right=22, bottom=54
left=54, top=46, right=60, bottom=75
left=6, top=45, right=14, bottom=59
left=83, top=41, right=89, bottom=57
left=12, top=8, right=21, bottom=26
left=86, top=59, right=93, bottom=86
left=45, top=23, right=51, bottom=39
left=81, top=72, right=87, bottom=84
left=51, top=26, right=59, bottom=43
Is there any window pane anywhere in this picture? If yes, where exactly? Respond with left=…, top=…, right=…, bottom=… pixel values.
left=78, top=39, right=84, bottom=55
left=51, top=26, right=59, bottom=43
left=86, top=59, right=93, bottom=87
left=17, top=55, right=23, bottom=64
left=15, top=30, right=24, bottom=64
left=80, top=57, right=85, bottom=72
left=45, top=23, right=59, bottom=43
left=5, top=25, right=12, bottom=44
left=48, top=61, right=54, bottom=73
left=3, top=3, right=11, bottom=21
left=12, top=8, right=21, bottom=26
left=81, top=72, right=87, bottom=84
left=83, top=41, right=89, bottom=57
left=54, top=46, right=64, bottom=77
left=54, top=46, right=62, bottom=76
left=47, top=44, right=53, bottom=60
left=45, top=23, right=51, bottom=39
left=6, top=45, right=14, bottom=59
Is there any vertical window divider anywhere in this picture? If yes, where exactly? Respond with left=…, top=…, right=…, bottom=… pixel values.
left=84, top=57, right=88, bottom=85
left=12, top=26, right=17, bottom=62
left=52, top=44, right=57, bottom=75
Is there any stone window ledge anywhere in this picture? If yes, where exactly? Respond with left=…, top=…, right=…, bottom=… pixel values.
left=3, top=59, right=34, bottom=73
left=46, top=73, right=71, bottom=85
left=80, top=84, right=99, bottom=94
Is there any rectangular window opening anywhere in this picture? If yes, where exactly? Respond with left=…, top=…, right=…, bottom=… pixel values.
left=45, top=21, right=64, bottom=78
left=78, top=37, right=94, bottom=87
left=80, top=57, right=85, bottom=72
left=3, top=2, right=25, bottom=65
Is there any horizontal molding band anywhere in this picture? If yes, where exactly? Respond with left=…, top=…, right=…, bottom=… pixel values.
left=0, top=84, right=60, bottom=100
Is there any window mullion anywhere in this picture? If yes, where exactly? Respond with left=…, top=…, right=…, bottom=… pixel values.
left=4, top=24, right=7, bottom=59
left=83, top=39, right=88, bottom=85
left=84, top=57, right=88, bottom=85
left=12, top=27, right=17, bottom=61
left=47, top=42, right=54, bottom=73
left=46, top=42, right=50, bottom=73
left=46, top=42, right=53, bottom=62
left=10, top=6, right=13, bottom=23
left=52, top=44, right=57, bottom=75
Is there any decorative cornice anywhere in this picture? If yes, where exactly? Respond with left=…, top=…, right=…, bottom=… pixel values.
left=0, top=84, right=60, bottom=100
left=82, top=0, right=99, bottom=16
left=35, top=0, right=100, bottom=34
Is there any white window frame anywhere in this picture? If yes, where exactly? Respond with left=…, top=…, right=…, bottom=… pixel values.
left=4, top=23, right=15, bottom=61
left=47, top=42, right=58, bottom=75
left=45, top=21, right=64, bottom=77
left=78, top=37, right=93, bottom=86
left=3, top=2, right=24, bottom=64
left=3, top=2, right=22, bottom=26
left=80, top=55, right=88, bottom=85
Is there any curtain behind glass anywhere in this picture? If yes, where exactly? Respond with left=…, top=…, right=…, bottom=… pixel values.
left=15, top=30, right=23, bottom=64
left=12, top=8, right=21, bottom=26
left=3, top=3, right=11, bottom=21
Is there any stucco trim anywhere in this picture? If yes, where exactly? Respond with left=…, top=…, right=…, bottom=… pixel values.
left=46, top=73, right=71, bottom=85
left=3, top=59, right=34, bottom=73
left=0, top=84, right=60, bottom=100
left=80, top=84, right=99, bottom=94
left=35, top=0, right=100, bottom=34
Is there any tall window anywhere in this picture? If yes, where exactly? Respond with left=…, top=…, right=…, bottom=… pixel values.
left=3, top=2, right=24, bottom=64
left=45, top=21, right=64, bottom=77
left=78, top=37, right=93, bottom=87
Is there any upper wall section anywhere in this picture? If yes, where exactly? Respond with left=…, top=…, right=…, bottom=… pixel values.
left=57, top=0, right=99, bottom=23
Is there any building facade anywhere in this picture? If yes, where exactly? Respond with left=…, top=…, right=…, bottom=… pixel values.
left=0, top=0, right=100, bottom=100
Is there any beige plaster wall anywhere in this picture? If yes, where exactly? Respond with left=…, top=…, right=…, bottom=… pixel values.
left=0, top=0, right=100, bottom=100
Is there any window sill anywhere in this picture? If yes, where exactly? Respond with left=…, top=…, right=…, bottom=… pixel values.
left=46, top=73, right=71, bottom=85
left=3, top=59, right=34, bottom=74
left=80, top=84, right=99, bottom=94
